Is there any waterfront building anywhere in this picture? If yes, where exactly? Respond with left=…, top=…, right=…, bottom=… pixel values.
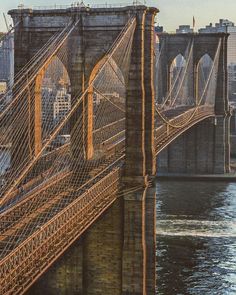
left=53, top=87, right=71, bottom=123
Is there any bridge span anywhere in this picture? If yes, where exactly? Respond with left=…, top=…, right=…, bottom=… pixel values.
left=0, top=4, right=231, bottom=295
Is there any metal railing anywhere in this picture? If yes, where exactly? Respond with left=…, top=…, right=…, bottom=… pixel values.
left=0, top=167, right=122, bottom=295
left=155, top=105, right=215, bottom=155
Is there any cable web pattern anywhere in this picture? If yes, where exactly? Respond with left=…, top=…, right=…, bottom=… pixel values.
left=0, top=18, right=137, bottom=293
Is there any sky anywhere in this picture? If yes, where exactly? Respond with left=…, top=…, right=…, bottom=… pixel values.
left=1, top=0, right=236, bottom=32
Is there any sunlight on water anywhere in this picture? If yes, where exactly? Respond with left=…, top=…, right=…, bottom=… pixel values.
left=156, top=218, right=236, bottom=238
left=156, top=181, right=236, bottom=295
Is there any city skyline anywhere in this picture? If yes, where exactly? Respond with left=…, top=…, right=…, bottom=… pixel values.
left=0, top=0, right=236, bottom=32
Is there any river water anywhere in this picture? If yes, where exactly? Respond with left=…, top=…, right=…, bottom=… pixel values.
left=156, top=180, right=236, bottom=295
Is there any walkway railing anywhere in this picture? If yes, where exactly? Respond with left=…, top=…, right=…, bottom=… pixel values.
left=0, top=167, right=122, bottom=295
left=155, top=105, right=215, bottom=155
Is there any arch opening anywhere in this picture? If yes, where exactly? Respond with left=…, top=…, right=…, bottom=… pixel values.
left=169, top=54, right=187, bottom=106
left=35, top=55, right=71, bottom=155
left=154, top=34, right=161, bottom=103
left=196, top=54, right=213, bottom=105
left=82, top=56, right=126, bottom=160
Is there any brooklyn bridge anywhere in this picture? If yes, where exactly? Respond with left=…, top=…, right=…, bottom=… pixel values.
left=0, top=4, right=231, bottom=295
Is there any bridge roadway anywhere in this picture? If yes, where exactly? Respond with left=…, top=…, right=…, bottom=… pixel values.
left=0, top=105, right=215, bottom=295
left=0, top=137, right=125, bottom=251
left=0, top=117, right=125, bottom=209
left=0, top=147, right=124, bottom=294
left=155, top=105, right=215, bottom=154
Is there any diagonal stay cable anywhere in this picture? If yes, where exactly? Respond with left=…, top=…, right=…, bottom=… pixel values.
left=0, top=17, right=136, bottom=208
left=155, top=39, right=221, bottom=129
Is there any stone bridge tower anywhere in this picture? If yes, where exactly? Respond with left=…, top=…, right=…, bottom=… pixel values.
left=10, top=5, right=158, bottom=295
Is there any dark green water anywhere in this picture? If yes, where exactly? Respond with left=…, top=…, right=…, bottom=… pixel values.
left=156, top=180, right=236, bottom=295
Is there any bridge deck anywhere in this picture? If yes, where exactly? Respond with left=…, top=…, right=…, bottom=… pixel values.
left=0, top=105, right=215, bottom=294
left=155, top=105, right=215, bottom=154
